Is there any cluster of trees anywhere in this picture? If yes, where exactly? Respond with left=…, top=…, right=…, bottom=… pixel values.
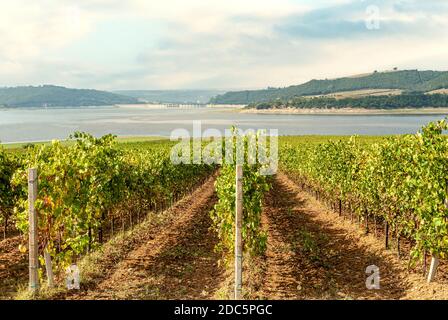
left=210, top=70, right=448, bottom=104
left=249, top=93, right=448, bottom=110
left=0, top=85, right=139, bottom=108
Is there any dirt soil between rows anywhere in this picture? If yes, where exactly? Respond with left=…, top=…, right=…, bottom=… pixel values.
left=65, top=175, right=225, bottom=300
left=254, top=172, right=448, bottom=300
left=0, top=235, right=28, bottom=299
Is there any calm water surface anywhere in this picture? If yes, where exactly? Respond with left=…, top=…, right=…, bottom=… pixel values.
left=0, top=106, right=447, bottom=143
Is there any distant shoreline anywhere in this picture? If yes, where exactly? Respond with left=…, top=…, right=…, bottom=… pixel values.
left=240, top=107, right=448, bottom=115
left=117, top=104, right=246, bottom=109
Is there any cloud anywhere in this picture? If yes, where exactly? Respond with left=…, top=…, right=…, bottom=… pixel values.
left=0, top=0, right=447, bottom=90
left=275, top=0, right=448, bottom=39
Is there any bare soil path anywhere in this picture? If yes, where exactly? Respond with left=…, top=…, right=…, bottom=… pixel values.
left=67, top=175, right=225, bottom=300
left=256, top=172, right=448, bottom=300
left=0, top=236, right=27, bottom=299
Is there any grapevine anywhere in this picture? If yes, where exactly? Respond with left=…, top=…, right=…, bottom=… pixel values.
left=279, top=119, right=448, bottom=262
left=210, top=129, right=271, bottom=259
left=7, top=133, right=214, bottom=273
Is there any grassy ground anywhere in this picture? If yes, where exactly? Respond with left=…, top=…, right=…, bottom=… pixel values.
left=279, top=135, right=390, bottom=147
left=2, top=135, right=388, bottom=155
left=3, top=135, right=387, bottom=148
left=2, top=136, right=167, bottom=153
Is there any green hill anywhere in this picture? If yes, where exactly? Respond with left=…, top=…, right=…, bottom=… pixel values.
left=210, top=70, right=448, bottom=104
left=0, top=85, right=140, bottom=108
left=413, top=72, right=448, bottom=92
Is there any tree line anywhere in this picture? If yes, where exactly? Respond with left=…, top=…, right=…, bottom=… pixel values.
left=249, top=93, right=448, bottom=110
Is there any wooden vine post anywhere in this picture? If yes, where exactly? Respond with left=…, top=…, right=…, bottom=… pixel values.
left=427, top=190, right=448, bottom=283
left=385, top=221, right=389, bottom=249
left=44, top=248, right=54, bottom=288
left=235, top=165, right=243, bottom=300
left=28, top=168, right=39, bottom=292
left=427, top=256, right=439, bottom=283
left=28, top=168, right=54, bottom=289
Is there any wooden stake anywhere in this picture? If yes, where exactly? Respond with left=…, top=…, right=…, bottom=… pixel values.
left=422, top=250, right=427, bottom=276
left=374, top=215, right=377, bottom=237
left=235, top=165, right=243, bottom=300
left=99, top=211, right=105, bottom=243
left=87, top=227, right=92, bottom=253
left=44, top=247, right=54, bottom=288
left=364, top=210, right=369, bottom=235
left=28, top=168, right=39, bottom=292
left=111, top=217, right=114, bottom=237
left=385, top=221, right=389, bottom=249
left=3, top=216, right=8, bottom=240
left=427, top=256, right=439, bottom=283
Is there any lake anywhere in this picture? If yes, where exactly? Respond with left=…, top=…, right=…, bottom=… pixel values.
left=0, top=106, right=447, bottom=143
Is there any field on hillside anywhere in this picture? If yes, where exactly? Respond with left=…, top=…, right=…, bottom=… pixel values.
left=1, top=123, right=448, bottom=300
left=428, top=89, right=448, bottom=95
left=307, top=89, right=403, bottom=99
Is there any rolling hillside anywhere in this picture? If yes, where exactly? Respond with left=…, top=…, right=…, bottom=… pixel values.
left=0, top=85, right=140, bottom=108
left=210, top=70, right=448, bottom=104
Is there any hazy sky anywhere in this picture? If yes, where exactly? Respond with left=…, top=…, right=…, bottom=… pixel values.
left=1, top=0, right=447, bottom=90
